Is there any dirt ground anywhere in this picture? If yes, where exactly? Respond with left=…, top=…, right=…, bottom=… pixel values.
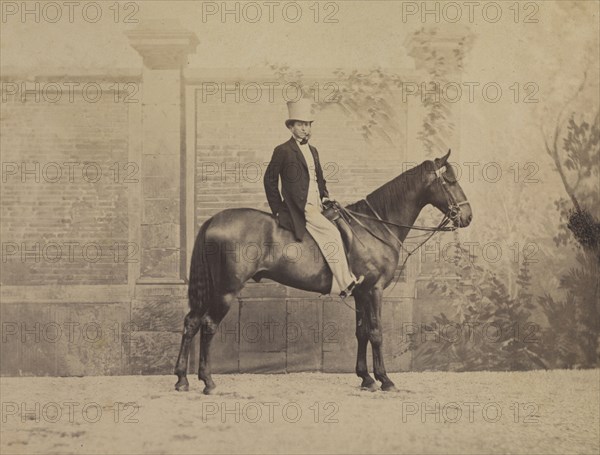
left=1, top=370, right=598, bottom=455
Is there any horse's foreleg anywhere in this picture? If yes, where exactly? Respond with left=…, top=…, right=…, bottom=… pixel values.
left=354, top=296, right=377, bottom=391
left=174, top=310, right=203, bottom=391
left=369, top=287, right=397, bottom=392
left=198, top=293, right=235, bottom=395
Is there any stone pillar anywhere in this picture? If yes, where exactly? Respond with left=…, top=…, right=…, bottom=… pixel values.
left=126, top=20, right=198, bottom=283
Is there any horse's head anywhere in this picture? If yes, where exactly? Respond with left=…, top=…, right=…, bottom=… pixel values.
left=422, top=150, right=472, bottom=228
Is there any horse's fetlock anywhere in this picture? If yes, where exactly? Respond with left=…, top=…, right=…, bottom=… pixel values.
left=356, top=364, right=368, bottom=375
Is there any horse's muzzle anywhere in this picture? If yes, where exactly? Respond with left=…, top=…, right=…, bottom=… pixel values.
left=456, top=205, right=473, bottom=227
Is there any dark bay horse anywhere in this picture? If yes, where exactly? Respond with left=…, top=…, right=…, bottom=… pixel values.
left=175, top=150, right=472, bottom=394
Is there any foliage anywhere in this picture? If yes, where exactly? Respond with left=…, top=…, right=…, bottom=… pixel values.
left=412, top=236, right=547, bottom=371
left=267, top=63, right=406, bottom=144
left=415, top=106, right=600, bottom=371
left=538, top=205, right=600, bottom=368
left=267, top=27, right=472, bottom=148
left=542, top=87, right=600, bottom=368
left=552, top=114, right=600, bottom=247
left=408, top=27, right=472, bottom=156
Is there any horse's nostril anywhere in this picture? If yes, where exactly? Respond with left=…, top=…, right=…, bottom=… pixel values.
left=467, top=214, right=473, bottom=223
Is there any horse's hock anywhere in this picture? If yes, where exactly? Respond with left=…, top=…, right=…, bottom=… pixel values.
left=0, top=21, right=470, bottom=377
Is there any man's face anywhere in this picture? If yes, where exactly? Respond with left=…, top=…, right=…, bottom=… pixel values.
left=289, top=121, right=312, bottom=140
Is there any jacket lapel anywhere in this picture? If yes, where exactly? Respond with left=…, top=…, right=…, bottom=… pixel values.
left=289, top=137, right=308, bottom=171
left=308, top=145, right=318, bottom=167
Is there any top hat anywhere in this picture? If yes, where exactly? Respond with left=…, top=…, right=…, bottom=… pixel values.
left=285, top=98, right=314, bottom=128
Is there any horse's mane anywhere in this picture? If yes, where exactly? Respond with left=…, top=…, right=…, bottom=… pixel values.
left=348, top=160, right=434, bottom=218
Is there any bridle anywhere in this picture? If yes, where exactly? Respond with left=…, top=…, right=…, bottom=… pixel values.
left=339, top=165, right=471, bottom=298
left=433, top=164, right=471, bottom=228
left=343, top=165, right=470, bottom=243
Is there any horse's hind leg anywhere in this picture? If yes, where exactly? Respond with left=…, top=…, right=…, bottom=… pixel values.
left=198, top=292, right=235, bottom=395
left=174, top=310, right=203, bottom=391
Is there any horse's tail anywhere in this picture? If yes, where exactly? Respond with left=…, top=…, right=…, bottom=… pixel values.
left=188, top=217, right=216, bottom=313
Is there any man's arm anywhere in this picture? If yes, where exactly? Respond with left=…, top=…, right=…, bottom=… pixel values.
left=313, top=148, right=330, bottom=199
left=264, top=147, right=285, bottom=215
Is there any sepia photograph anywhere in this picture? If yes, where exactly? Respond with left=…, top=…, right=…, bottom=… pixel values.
left=0, top=1, right=599, bottom=453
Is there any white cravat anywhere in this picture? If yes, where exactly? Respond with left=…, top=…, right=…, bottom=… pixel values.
left=297, top=140, right=321, bottom=208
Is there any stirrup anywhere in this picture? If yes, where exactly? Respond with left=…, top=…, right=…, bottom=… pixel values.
left=340, top=275, right=364, bottom=299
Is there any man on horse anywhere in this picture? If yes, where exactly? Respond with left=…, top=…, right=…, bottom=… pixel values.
left=264, top=98, right=364, bottom=298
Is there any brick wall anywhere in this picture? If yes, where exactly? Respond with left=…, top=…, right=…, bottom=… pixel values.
left=0, top=77, right=138, bottom=376
left=1, top=87, right=131, bottom=285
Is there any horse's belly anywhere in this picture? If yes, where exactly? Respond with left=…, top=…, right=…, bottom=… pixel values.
left=262, top=231, right=332, bottom=293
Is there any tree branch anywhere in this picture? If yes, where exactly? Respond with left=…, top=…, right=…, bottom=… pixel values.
left=542, top=70, right=589, bottom=212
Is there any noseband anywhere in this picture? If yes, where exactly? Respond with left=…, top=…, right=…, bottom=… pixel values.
left=435, top=165, right=470, bottom=227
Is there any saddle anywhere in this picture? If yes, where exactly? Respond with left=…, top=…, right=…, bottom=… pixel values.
left=322, top=200, right=355, bottom=261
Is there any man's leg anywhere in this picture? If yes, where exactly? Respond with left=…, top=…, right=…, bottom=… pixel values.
left=304, top=203, right=356, bottom=294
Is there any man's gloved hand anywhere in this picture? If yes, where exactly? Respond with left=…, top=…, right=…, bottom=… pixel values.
left=322, top=197, right=336, bottom=204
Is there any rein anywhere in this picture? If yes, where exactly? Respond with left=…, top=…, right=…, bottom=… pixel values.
left=344, top=202, right=457, bottom=233
left=337, top=167, right=470, bottom=302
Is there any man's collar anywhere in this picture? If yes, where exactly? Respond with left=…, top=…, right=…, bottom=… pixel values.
left=293, top=136, right=309, bottom=146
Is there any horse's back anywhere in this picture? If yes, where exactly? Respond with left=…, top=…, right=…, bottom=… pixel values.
left=204, top=208, right=282, bottom=242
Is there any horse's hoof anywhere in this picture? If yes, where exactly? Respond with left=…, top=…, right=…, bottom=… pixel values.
left=360, top=381, right=379, bottom=392
left=203, top=384, right=216, bottom=395
left=381, top=383, right=398, bottom=392
left=175, top=378, right=189, bottom=392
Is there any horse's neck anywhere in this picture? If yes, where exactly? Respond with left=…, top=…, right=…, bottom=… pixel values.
left=383, top=193, right=424, bottom=243
left=367, top=174, right=426, bottom=243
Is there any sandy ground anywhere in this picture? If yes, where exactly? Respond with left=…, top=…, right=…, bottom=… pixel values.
left=1, top=370, right=598, bottom=455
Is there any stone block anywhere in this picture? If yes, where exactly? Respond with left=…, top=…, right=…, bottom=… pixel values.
left=142, top=198, right=180, bottom=224
left=142, top=154, right=181, bottom=178
left=286, top=298, right=323, bottom=372
left=132, top=295, right=188, bottom=332
left=128, top=331, right=180, bottom=375
left=0, top=302, right=129, bottom=376
left=140, top=248, right=180, bottom=278
left=238, top=299, right=286, bottom=373
left=142, top=107, right=180, bottom=134
left=141, top=223, right=180, bottom=249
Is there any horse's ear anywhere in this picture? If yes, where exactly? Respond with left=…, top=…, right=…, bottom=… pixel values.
left=434, top=149, right=451, bottom=169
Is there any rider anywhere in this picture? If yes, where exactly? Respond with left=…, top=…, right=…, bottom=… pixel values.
left=264, top=98, right=364, bottom=298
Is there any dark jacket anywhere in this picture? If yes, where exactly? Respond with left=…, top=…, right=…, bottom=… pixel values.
left=264, top=137, right=329, bottom=241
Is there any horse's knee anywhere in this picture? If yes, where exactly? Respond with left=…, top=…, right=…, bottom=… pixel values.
left=368, top=329, right=383, bottom=347
left=179, top=313, right=201, bottom=341
left=201, top=316, right=219, bottom=336
left=184, top=311, right=202, bottom=331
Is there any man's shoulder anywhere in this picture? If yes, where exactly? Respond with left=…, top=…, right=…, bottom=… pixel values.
left=274, top=138, right=295, bottom=153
